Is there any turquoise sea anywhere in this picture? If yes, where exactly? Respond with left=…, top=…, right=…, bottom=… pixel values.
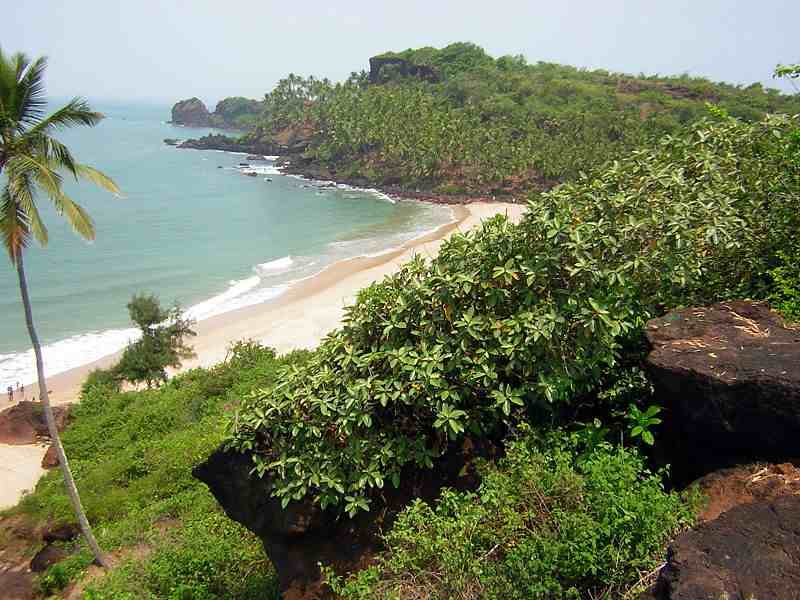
left=0, top=101, right=453, bottom=388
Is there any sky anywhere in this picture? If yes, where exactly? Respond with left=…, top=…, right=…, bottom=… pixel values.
left=2, top=0, right=798, bottom=106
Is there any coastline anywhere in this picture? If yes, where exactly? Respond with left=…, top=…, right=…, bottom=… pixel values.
left=10, top=202, right=524, bottom=408
left=0, top=201, right=524, bottom=510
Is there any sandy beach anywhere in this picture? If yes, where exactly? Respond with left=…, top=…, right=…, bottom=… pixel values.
left=0, top=201, right=525, bottom=510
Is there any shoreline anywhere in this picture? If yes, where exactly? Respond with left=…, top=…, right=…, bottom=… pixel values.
left=11, top=201, right=523, bottom=409
left=0, top=201, right=524, bottom=511
left=0, top=173, right=455, bottom=397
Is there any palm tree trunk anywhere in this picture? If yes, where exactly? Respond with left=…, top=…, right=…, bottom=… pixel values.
left=15, top=251, right=109, bottom=568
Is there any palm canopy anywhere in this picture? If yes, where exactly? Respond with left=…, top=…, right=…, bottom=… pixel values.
left=0, top=48, right=120, bottom=264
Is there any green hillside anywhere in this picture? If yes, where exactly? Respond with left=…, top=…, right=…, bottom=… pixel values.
left=244, top=42, right=800, bottom=196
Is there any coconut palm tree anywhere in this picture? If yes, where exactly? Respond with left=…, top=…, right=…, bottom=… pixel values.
left=0, top=49, right=120, bottom=568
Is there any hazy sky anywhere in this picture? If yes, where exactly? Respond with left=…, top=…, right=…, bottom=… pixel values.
left=3, top=0, right=798, bottom=106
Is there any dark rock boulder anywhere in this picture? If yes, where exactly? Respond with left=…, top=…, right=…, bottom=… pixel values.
left=41, top=444, right=59, bottom=469
left=368, top=56, right=440, bottom=84
left=645, top=301, right=800, bottom=483
left=0, top=402, right=72, bottom=445
left=194, top=439, right=493, bottom=598
left=692, top=462, right=800, bottom=522
left=171, top=98, right=212, bottom=127
left=29, top=545, right=68, bottom=573
left=176, top=133, right=279, bottom=156
left=646, top=495, right=800, bottom=599
left=41, top=522, right=79, bottom=544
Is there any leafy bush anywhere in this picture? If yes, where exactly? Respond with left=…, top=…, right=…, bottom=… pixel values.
left=327, top=430, right=696, bottom=599
left=768, top=240, right=800, bottom=322
left=12, top=342, right=294, bottom=597
left=229, top=114, right=800, bottom=515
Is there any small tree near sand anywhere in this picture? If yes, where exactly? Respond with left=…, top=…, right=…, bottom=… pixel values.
left=115, top=294, right=197, bottom=388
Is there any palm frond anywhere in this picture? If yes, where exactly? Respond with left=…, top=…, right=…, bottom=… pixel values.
left=18, top=131, right=80, bottom=176
left=5, top=154, right=100, bottom=242
left=15, top=55, right=48, bottom=129
left=28, top=97, right=104, bottom=135
left=75, top=164, right=121, bottom=196
left=54, top=192, right=95, bottom=241
left=0, top=47, right=20, bottom=124
left=6, top=166, right=48, bottom=246
left=0, top=184, right=32, bottom=262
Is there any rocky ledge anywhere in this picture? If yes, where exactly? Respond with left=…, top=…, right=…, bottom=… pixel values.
left=194, top=438, right=494, bottom=598
left=642, top=460, right=800, bottom=600
left=645, top=300, right=800, bottom=483
left=171, top=97, right=211, bottom=127
left=639, top=301, right=800, bottom=598
left=0, top=401, right=71, bottom=445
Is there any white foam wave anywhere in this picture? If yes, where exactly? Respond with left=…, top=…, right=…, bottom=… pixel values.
left=239, top=165, right=281, bottom=176
left=185, top=282, right=288, bottom=323
left=0, top=328, right=141, bottom=390
left=257, top=256, right=293, bottom=273
left=0, top=266, right=292, bottom=389
left=183, top=275, right=262, bottom=321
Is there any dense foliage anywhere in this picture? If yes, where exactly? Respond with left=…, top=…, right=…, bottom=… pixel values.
left=243, top=43, right=800, bottom=194
left=210, top=96, right=264, bottom=130
left=328, top=429, right=696, bottom=599
left=228, top=114, right=800, bottom=515
left=114, top=294, right=196, bottom=388
left=6, top=342, right=309, bottom=599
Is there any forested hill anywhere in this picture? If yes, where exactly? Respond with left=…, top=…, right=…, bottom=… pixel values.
left=191, top=42, right=800, bottom=197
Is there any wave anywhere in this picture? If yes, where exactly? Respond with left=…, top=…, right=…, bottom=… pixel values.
left=0, top=168, right=454, bottom=390
left=256, top=256, right=293, bottom=274
left=0, top=328, right=141, bottom=391
left=0, top=271, right=288, bottom=389
left=183, top=275, right=262, bottom=321
left=239, top=165, right=282, bottom=176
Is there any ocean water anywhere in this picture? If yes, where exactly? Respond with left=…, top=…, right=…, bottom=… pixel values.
left=0, top=101, right=453, bottom=388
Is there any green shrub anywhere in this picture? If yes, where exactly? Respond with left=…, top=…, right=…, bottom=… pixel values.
left=328, top=430, right=696, bottom=599
left=86, top=512, right=279, bottom=600
left=81, top=367, right=122, bottom=398
left=768, top=240, right=800, bottom=322
left=13, top=342, right=295, bottom=596
left=228, top=114, right=800, bottom=515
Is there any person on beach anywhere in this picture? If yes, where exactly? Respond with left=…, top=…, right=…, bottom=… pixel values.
left=7, top=386, right=12, bottom=403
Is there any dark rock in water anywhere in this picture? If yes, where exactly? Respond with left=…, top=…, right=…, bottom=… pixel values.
left=644, top=495, right=800, bottom=599
left=244, top=171, right=258, bottom=177
left=0, top=402, right=72, bottom=445
left=246, top=154, right=265, bottom=161
left=194, top=439, right=494, bottom=598
left=171, top=97, right=211, bottom=127
left=163, top=138, right=181, bottom=146
left=41, top=444, right=59, bottom=469
left=29, top=544, right=68, bottom=573
left=645, top=301, right=800, bottom=484
left=174, top=133, right=279, bottom=156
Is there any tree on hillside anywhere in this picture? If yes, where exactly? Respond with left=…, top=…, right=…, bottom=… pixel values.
left=0, top=49, right=120, bottom=567
left=115, top=294, right=196, bottom=388
left=775, top=63, right=800, bottom=92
